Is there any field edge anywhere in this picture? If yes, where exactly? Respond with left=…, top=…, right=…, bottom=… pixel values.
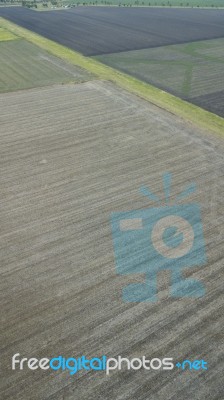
left=1, top=16, right=224, bottom=138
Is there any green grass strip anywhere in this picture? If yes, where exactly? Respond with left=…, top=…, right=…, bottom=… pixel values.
left=1, top=17, right=224, bottom=137
left=0, top=26, right=18, bottom=41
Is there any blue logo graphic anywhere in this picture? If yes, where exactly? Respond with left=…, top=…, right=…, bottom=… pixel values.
left=110, top=173, right=207, bottom=302
left=176, top=360, right=208, bottom=370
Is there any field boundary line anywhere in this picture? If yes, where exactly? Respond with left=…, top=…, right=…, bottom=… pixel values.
left=1, top=17, right=224, bottom=137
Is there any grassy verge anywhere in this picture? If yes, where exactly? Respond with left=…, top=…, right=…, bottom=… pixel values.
left=1, top=17, right=224, bottom=137
left=0, top=26, right=18, bottom=41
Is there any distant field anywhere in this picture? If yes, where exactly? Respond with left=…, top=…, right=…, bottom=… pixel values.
left=1, top=7, right=224, bottom=55
left=29, top=0, right=224, bottom=9
left=1, top=16, right=224, bottom=134
left=96, top=38, right=224, bottom=117
left=2, top=0, right=224, bottom=7
left=96, top=0, right=224, bottom=5
left=98, top=0, right=224, bottom=6
left=0, top=37, right=93, bottom=92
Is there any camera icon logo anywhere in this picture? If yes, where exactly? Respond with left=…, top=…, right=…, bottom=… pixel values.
left=110, top=173, right=207, bottom=302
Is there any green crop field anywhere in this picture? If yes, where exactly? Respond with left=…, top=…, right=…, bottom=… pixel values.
left=0, top=36, right=93, bottom=93
left=95, top=38, right=224, bottom=116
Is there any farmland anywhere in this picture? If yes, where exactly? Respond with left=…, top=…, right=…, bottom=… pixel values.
left=2, top=0, right=224, bottom=7
left=1, top=6, right=224, bottom=117
left=94, top=0, right=224, bottom=5
left=1, top=16, right=224, bottom=134
left=0, top=38, right=93, bottom=92
left=1, top=7, right=224, bottom=55
left=1, top=79, right=224, bottom=400
left=0, top=6, right=224, bottom=400
left=96, top=38, right=224, bottom=117
left=64, top=0, right=224, bottom=6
